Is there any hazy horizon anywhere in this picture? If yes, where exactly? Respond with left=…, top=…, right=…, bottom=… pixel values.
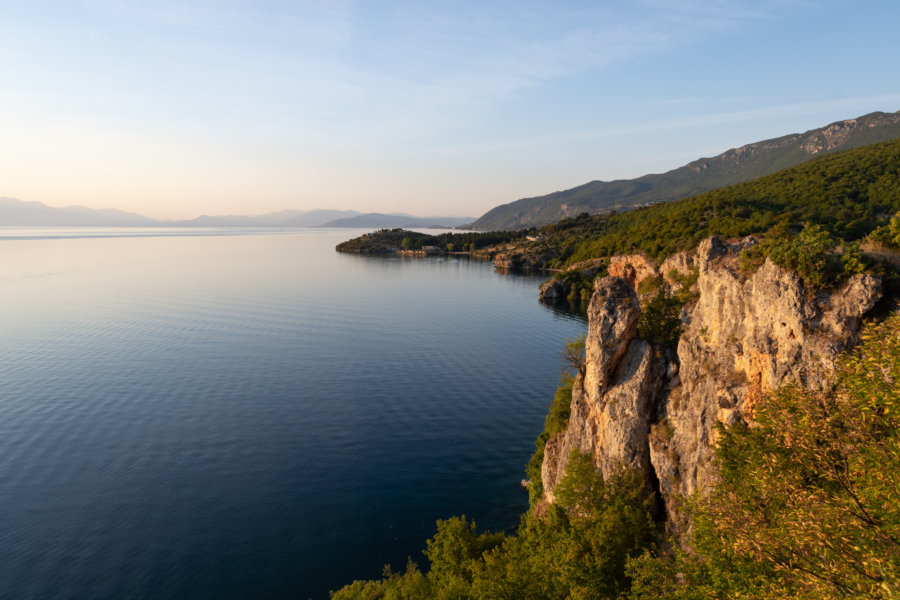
left=0, top=198, right=476, bottom=222
left=3, top=1, right=900, bottom=220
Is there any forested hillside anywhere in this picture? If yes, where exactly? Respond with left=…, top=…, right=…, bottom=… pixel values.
left=514, top=137, right=900, bottom=271
left=469, top=110, right=900, bottom=230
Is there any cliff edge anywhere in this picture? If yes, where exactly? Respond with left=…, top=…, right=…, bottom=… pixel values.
left=540, top=237, right=884, bottom=538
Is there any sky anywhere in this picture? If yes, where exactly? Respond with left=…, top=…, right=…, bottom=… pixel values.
left=1, top=0, right=899, bottom=220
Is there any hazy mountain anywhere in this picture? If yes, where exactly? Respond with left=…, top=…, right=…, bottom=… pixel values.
left=319, top=213, right=475, bottom=228
left=0, top=197, right=161, bottom=226
left=176, top=209, right=361, bottom=227
left=269, top=209, right=362, bottom=227
left=0, top=199, right=470, bottom=229
left=469, top=110, right=900, bottom=230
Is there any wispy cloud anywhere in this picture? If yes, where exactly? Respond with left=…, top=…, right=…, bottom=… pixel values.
left=427, top=94, right=900, bottom=157
left=59, top=0, right=807, bottom=151
left=303, top=0, right=806, bottom=144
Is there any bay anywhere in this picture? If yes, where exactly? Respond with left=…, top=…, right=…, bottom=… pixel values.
left=0, top=228, right=585, bottom=599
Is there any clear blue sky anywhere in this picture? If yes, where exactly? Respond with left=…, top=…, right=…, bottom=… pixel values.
left=2, top=0, right=898, bottom=220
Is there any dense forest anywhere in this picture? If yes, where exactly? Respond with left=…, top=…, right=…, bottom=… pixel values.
left=557, top=137, right=900, bottom=265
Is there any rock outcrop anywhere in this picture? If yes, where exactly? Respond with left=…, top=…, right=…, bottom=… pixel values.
left=607, top=255, right=658, bottom=290
left=540, top=237, right=884, bottom=537
left=541, top=277, right=666, bottom=504
left=538, top=278, right=569, bottom=301
left=659, top=251, right=696, bottom=292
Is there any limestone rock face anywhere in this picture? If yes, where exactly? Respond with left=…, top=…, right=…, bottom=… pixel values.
left=652, top=247, right=882, bottom=534
left=585, top=277, right=642, bottom=395
left=493, top=254, right=516, bottom=270
left=541, top=237, right=884, bottom=538
left=607, top=255, right=658, bottom=290
left=539, top=278, right=569, bottom=301
left=659, top=251, right=695, bottom=291
left=542, top=277, right=665, bottom=503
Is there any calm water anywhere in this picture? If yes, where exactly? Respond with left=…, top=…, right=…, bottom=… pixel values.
left=0, top=228, right=585, bottom=599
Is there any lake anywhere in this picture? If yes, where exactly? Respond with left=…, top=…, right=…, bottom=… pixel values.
left=0, top=228, right=586, bottom=599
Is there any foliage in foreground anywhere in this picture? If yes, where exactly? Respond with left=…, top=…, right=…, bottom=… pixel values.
left=628, top=311, right=900, bottom=600
left=871, top=211, right=900, bottom=249
left=331, top=452, right=656, bottom=599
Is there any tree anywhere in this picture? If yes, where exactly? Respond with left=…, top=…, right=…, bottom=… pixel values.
left=637, top=284, right=685, bottom=349
left=561, top=333, right=587, bottom=377
left=766, top=223, right=838, bottom=288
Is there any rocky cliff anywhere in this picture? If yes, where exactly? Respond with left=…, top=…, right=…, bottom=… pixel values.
left=540, top=237, right=884, bottom=537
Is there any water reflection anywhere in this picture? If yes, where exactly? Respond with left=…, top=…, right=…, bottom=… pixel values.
left=0, top=228, right=587, bottom=600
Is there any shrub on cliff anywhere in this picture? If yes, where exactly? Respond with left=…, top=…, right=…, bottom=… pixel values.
left=740, top=223, right=875, bottom=289
left=526, top=334, right=585, bottom=506
left=637, top=284, right=685, bottom=349
left=525, top=374, right=575, bottom=506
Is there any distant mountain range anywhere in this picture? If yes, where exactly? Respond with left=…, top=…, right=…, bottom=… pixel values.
left=319, top=213, right=475, bottom=228
left=0, top=198, right=473, bottom=229
left=10, top=110, right=898, bottom=232
left=174, top=209, right=363, bottom=227
left=468, top=110, right=900, bottom=230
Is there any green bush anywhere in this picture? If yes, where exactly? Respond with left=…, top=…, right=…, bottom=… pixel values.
left=332, top=452, right=656, bottom=600
left=740, top=224, right=876, bottom=289
left=766, top=224, right=838, bottom=287
left=525, top=372, right=575, bottom=506
left=637, top=284, right=685, bottom=349
left=870, top=210, right=900, bottom=248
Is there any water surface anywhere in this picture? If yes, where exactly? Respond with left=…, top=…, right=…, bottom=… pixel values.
left=0, top=228, right=585, bottom=599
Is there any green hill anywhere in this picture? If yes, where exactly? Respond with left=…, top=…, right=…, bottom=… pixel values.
left=469, top=110, right=900, bottom=231
left=337, top=138, right=900, bottom=271
left=557, top=136, right=900, bottom=266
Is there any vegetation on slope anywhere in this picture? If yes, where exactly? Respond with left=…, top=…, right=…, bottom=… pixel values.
left=739, top=223, right=873, bottom=289
left=330, top=138, right=900, bottom=599
left=335, top=228, right=529, bottom=254
left=560, top=137, right=900, bottom=265
left=524, top=334, right=585, bottom=506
